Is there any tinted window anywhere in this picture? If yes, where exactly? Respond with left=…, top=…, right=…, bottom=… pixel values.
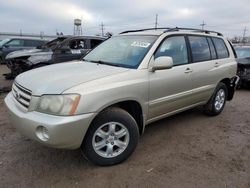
left=69, top=39, right=86, bottom=49
left=212, top=38, right=229, bottom=59
left=235, top=48, right=250, bottom=58
left=155, top=36, right=188, bottom=66
left=24, top=40, right=43, bottom=47
left=207, top=38, right=217, bottom=60
left=188, top=36, right=210, bottom=62
left=7, top=39, right=24, bottom=46
left=90, top=39, right=103, bottom=48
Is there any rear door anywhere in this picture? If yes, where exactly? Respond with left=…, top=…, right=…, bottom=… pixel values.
left=148, top=35, right=195, bottom=120
left=186, top=35, right=225, bottom=104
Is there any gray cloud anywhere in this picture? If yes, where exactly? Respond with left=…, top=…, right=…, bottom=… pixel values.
left=0, top=0, right=249, bottom=37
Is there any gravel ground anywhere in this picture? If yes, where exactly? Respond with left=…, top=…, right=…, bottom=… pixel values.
left=0, top=65, right=249, bottom=188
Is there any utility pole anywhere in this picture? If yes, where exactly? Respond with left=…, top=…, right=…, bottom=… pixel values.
left=200, top=20, right=206, bottom=30
left=100, top=22, right=105, bottom=37
left=155, top=14, right=158, bottom=29
left=242, top=26, right=247, bottom=44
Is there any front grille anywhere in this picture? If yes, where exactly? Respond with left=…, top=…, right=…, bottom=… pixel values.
left=12, top=81, right=32, bottom=109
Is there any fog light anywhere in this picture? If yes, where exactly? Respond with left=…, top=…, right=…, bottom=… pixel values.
left=36, top=126, right=49, bottom=141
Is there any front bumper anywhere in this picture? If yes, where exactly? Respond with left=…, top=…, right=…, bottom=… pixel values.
left=4, top=93, right=96, bottom=149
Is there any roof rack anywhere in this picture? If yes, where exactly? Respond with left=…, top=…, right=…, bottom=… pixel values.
left=120, top=27, right=223, bottom=36
left=120, top=27, right=171, bottom=34
left=164, top=27, right=223, bottom=36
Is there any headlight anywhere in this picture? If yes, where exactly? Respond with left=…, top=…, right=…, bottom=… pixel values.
left=28, top=54, right=52, bottom=63
left=35, top=94, right=81, bottom=116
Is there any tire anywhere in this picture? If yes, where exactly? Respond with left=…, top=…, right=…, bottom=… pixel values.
left=81, top=107, right=139, bottom=166
left=204, top=82, right=228, bottom=116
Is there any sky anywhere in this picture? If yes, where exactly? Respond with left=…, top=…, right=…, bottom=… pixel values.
left=0, top=0, right=250, bottom=37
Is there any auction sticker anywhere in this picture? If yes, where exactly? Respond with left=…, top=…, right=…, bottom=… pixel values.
left=131, top=41, right=151, bottom=48
left=71, top=50, right=81, bottom=54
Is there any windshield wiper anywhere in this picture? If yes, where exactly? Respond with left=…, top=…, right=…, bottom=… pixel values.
left=83, top=59, right=123, bottom=67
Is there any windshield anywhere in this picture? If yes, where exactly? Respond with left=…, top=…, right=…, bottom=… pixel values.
left=0, top=39, right=10, bottom=47
left=38, top=37, right=67, bottom=49
left=83, top=35, right=157, bottom=68
left=235, top=48, right=250, bottom=58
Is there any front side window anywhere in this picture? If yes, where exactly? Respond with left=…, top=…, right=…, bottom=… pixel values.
left=7, top=39, right=24, bottom=46
left=90, top=39, right=103, bottom=48
left=69, top=39, right=86, bottom=49
left=212, top=38, right=229, bottom=59
left=188, top=36, right=210, bottom=62
left=155, top=36, right=188, bottom=66
left=83, top=35, right=157, bottom=68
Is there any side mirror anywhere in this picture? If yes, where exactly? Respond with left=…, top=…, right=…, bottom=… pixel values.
left=3, top=44, right=9, bottom=48
left=151, top=56, right=173, bottom=72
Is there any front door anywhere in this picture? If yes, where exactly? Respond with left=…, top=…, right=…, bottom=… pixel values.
left=148, top=36, right=194, bottom=121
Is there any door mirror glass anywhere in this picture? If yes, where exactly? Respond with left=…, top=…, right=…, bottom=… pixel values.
left=151, top=56, right=173, bottom=71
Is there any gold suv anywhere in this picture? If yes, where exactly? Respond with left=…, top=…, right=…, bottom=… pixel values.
left=5, top=28, right=239, bottom=166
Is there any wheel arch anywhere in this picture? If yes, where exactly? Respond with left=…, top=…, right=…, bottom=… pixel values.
left=219, top=78, right=235, bottom=101
left=90, top=99, right=145, bottom=135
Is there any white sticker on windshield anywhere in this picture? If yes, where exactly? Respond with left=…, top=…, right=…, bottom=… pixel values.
left=131, top=41, right=151, bottom=48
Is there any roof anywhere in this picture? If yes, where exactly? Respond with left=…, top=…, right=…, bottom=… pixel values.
left=7, top=37, right=47, bottom=41
left=61, top=35, right=107, bottom=40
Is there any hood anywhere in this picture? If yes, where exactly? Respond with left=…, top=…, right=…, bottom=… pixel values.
left=6, top=48, right=51, bottom=59
left=237, top=57, right=250, bottom=67
left=15, top=61, right=129, bottom=95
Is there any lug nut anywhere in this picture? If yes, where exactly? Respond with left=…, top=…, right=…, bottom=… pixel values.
left=106, top=141, right=109, bottom=144
left=111, top=142, right=114, bottom=145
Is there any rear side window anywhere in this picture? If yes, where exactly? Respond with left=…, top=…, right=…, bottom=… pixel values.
left=7, top=39, right=24, bottom=46
left=188, top=36, right=210, bottom=62
left=207, top=38, right=217, bottom=60
left=24, top=40, right=44, bottom=47
left=155, top=36, right=188, bottom=66
left=212, top=38, right=229, bottom=59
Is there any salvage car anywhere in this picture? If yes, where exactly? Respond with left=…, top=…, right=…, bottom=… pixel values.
left=4, top=28, right=239, bottom=166
left=4, top=36, right=105, bottom=79
left=0, top=38, right=47, bottom=64
left=235, top=46, right=250, bottom=88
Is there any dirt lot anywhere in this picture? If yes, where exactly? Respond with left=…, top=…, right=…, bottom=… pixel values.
left=0, top=64, right=249, bottom=188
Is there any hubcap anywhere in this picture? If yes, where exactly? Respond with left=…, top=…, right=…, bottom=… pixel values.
left=214, top=89, right=225, bottom=111
left=92, top=122, right=130, bottom=158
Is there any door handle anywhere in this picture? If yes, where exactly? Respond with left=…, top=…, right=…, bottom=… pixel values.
left=184, top=68, right=193, bottom=73
left=214, top=62, right=220, bottom=67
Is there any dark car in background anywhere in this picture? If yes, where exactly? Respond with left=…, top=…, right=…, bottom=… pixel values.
left=235, top=46, right=250, bottom=88
left=0, top=38, right=47, bottom=64
left=4, top=36, right=105, bottom=79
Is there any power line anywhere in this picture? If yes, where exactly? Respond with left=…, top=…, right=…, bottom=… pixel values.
left=100, top=22, right=105, bottom=37
left=242, top=26, right=247, bottom=44
left=155, top=14, right=158, bottom=29
left=200, top=20, right=206, bottom=30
